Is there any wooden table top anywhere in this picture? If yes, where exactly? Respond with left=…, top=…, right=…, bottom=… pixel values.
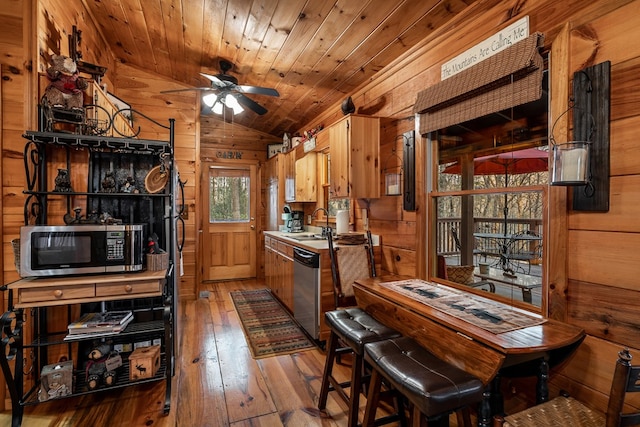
left=353, top=276, right=585, bottom=383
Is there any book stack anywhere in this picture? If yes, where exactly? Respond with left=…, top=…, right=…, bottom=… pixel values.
left=65, top=311, right=133, bottom=341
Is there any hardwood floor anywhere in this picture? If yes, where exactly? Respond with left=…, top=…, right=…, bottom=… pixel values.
left=0, top=280, right=363, bottom=426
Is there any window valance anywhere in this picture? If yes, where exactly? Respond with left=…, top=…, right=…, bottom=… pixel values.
left=414, top=32, right=545, bottom=135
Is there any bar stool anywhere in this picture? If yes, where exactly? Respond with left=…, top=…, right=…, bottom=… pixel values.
left=318, top=307, right=402, bottom=427
left=363, top=336, right=484, bottom=427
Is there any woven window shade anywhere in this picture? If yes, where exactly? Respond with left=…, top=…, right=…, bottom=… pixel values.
left=414, top=32, right=545, bottom=135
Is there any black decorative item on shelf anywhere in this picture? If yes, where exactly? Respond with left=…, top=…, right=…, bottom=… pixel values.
left=341, top=96, right=356, bottom=115
left=53, top=168, right=72, bottom=192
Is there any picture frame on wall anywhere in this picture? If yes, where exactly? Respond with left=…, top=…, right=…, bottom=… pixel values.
left=267, top=143, right=284, bottom=159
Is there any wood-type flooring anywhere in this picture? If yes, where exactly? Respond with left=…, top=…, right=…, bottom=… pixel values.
left=0, top=279, right=402, bottom=427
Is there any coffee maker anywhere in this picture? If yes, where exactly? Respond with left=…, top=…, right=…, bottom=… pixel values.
left=284, top=210, right=304, bottom=233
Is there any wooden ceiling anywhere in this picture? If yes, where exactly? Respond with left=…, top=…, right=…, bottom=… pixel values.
left=85, top=0, right=478, bottom=137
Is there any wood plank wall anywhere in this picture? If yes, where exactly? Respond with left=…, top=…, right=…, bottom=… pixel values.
left=113, top=64, right=199, bottom=300
left=296, top=0, right=640, bottom=413
left=0, top=0, right=28, bottom=411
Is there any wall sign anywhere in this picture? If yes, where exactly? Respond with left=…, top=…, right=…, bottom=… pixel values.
left=216, top=151, right=243, bottom=159
left=441, top=16, right=529, bottom=80
left=267, top=144, right=283, bottom=159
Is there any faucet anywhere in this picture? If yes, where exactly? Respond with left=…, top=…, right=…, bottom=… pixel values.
left=311, top=208, right=330, bottom=236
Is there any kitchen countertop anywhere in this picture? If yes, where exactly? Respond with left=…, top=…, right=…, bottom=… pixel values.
left=264, top=230, right=379, bottom=252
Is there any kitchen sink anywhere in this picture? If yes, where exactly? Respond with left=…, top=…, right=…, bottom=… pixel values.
left=286, top=234, right=326, bottom=241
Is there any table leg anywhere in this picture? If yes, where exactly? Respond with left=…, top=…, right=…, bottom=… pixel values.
left=490, top=374, right=504, bottom=415
left=478, top=387, right=492, bottom=427
left=536, top=359, right=549, bottom=403
left=522, top=289, right=533, bottom=303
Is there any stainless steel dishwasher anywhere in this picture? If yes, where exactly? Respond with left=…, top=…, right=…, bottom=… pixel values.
left=292, top=247, right=320, bottom=340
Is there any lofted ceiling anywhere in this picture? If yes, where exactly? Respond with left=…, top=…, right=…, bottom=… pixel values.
left=85, top=0, right=478, bottom=137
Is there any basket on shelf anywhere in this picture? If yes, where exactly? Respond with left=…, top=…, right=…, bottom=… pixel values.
left=146, top=252, right=169, bottom=271
left=11, top=239, right=21, bottom=276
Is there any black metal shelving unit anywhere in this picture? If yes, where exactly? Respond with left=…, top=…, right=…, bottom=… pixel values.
left=0, top=108, right=178, bottom=427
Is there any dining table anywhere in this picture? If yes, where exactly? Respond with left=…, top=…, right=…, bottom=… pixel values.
left=353, top=276, right=585, bottom=426
left=473, top=232, right=542, bottom=273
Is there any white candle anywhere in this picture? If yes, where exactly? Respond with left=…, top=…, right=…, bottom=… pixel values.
left=560, top=147, right=587, bottom=182
left=387, top=184, right=400, bottom=195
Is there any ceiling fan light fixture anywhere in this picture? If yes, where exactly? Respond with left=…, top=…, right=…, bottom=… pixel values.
left=225, top=93, right=244, bottom=115
left=202, top=93, right=218, bottom=107
left=212, top=101, right=224, bottom=115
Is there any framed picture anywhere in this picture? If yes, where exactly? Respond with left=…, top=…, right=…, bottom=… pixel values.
left=267, top=143, right=284, bottom=159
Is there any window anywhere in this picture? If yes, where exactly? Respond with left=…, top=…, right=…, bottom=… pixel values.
left=209, top=167, right=250, bottom=223
left=431, top=80, right=548, bottom=309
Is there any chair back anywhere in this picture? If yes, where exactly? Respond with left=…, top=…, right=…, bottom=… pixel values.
left=607, top=348, right=640, bottom=427
left=451, top=227, right=462, bottom=251
left=327, top=229, right=373, bottom=309
left=506, top=230, right=542, bottom=274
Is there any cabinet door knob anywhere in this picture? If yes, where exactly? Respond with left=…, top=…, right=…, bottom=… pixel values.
left=53, top=290, right=63, bottom=298
left=125, top=285, right=133, bottom=293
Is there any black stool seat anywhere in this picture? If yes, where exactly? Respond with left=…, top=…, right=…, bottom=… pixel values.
left=364, top=336, right=484, bottom=426
left=319, top=308, right=402, bottom=427
left=325, top=308, right=402, bottom=353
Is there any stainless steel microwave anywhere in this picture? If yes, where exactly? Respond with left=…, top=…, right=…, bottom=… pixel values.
left=20, top=224, right=144, bottom=277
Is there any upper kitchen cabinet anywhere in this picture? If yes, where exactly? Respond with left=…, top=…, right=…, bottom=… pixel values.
left=284, top=145, right=317, bottom=203
left=328, top=115, right=380, bottom=199
left=294, top=151, right=317, bottom=202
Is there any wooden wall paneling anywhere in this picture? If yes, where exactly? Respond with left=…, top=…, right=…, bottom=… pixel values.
left=114, top=63, right=199, bottom=300
left=568, top=280, right=640, bottom=344
left=609, top=114, right=640, bottom=175
left=610, top=55, right=640, bottom=123
left=551, top=335, right=640, bottom=414
left=546, top=23, right=571, bottom=321
left=568, top=230, right=640, bottom=291
left=37, top=0, right=115, bottom=84
left=570, top=176, right=640, bottom=232
left=381, top=246, right=416, bottom=276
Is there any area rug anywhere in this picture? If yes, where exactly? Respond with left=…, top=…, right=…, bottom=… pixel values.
left=230, top=288, right=315, bottom=359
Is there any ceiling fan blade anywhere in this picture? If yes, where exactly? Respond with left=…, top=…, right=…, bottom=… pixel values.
left=160, top=87, right=213, bottom=94
left=235, top=93, right=268, bottom=115
left=200, top=72, right=232, bottom=88
left=237, top=85, right=279, bottom=97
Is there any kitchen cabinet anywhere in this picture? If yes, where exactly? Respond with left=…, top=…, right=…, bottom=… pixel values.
left=264, top=235, right=294, bottom=311
left=264, top=232, right=383, bottom=343
left=294, top=151, right=317, bottom=202
left=0, top=107, right=177, bottom=426
left=327, top=114, right=380, bottom=199
left=265, top=154, right=285, bottom=231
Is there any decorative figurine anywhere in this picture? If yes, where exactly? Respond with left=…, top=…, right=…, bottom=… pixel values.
left=41, top=54, right=88, bottom=111
left=101, top=171, right=116, bottom=193
left=147, top=233, right=165, bottom=254
left=120, top=176, right=139, bottom=193
left=53, top=169, right=72, bottom=192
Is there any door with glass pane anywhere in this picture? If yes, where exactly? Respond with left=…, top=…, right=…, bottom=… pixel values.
left=202, top=164, right=257, bottom=280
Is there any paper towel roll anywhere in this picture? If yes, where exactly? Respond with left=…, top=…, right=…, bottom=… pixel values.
left=336, top=210, right=349, bottom=234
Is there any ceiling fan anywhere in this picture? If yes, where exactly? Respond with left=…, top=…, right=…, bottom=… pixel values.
left=161, top=60, right=279, bottom=115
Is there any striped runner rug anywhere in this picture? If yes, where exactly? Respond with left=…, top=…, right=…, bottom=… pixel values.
left=230, top=288, right=315, bottom=359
